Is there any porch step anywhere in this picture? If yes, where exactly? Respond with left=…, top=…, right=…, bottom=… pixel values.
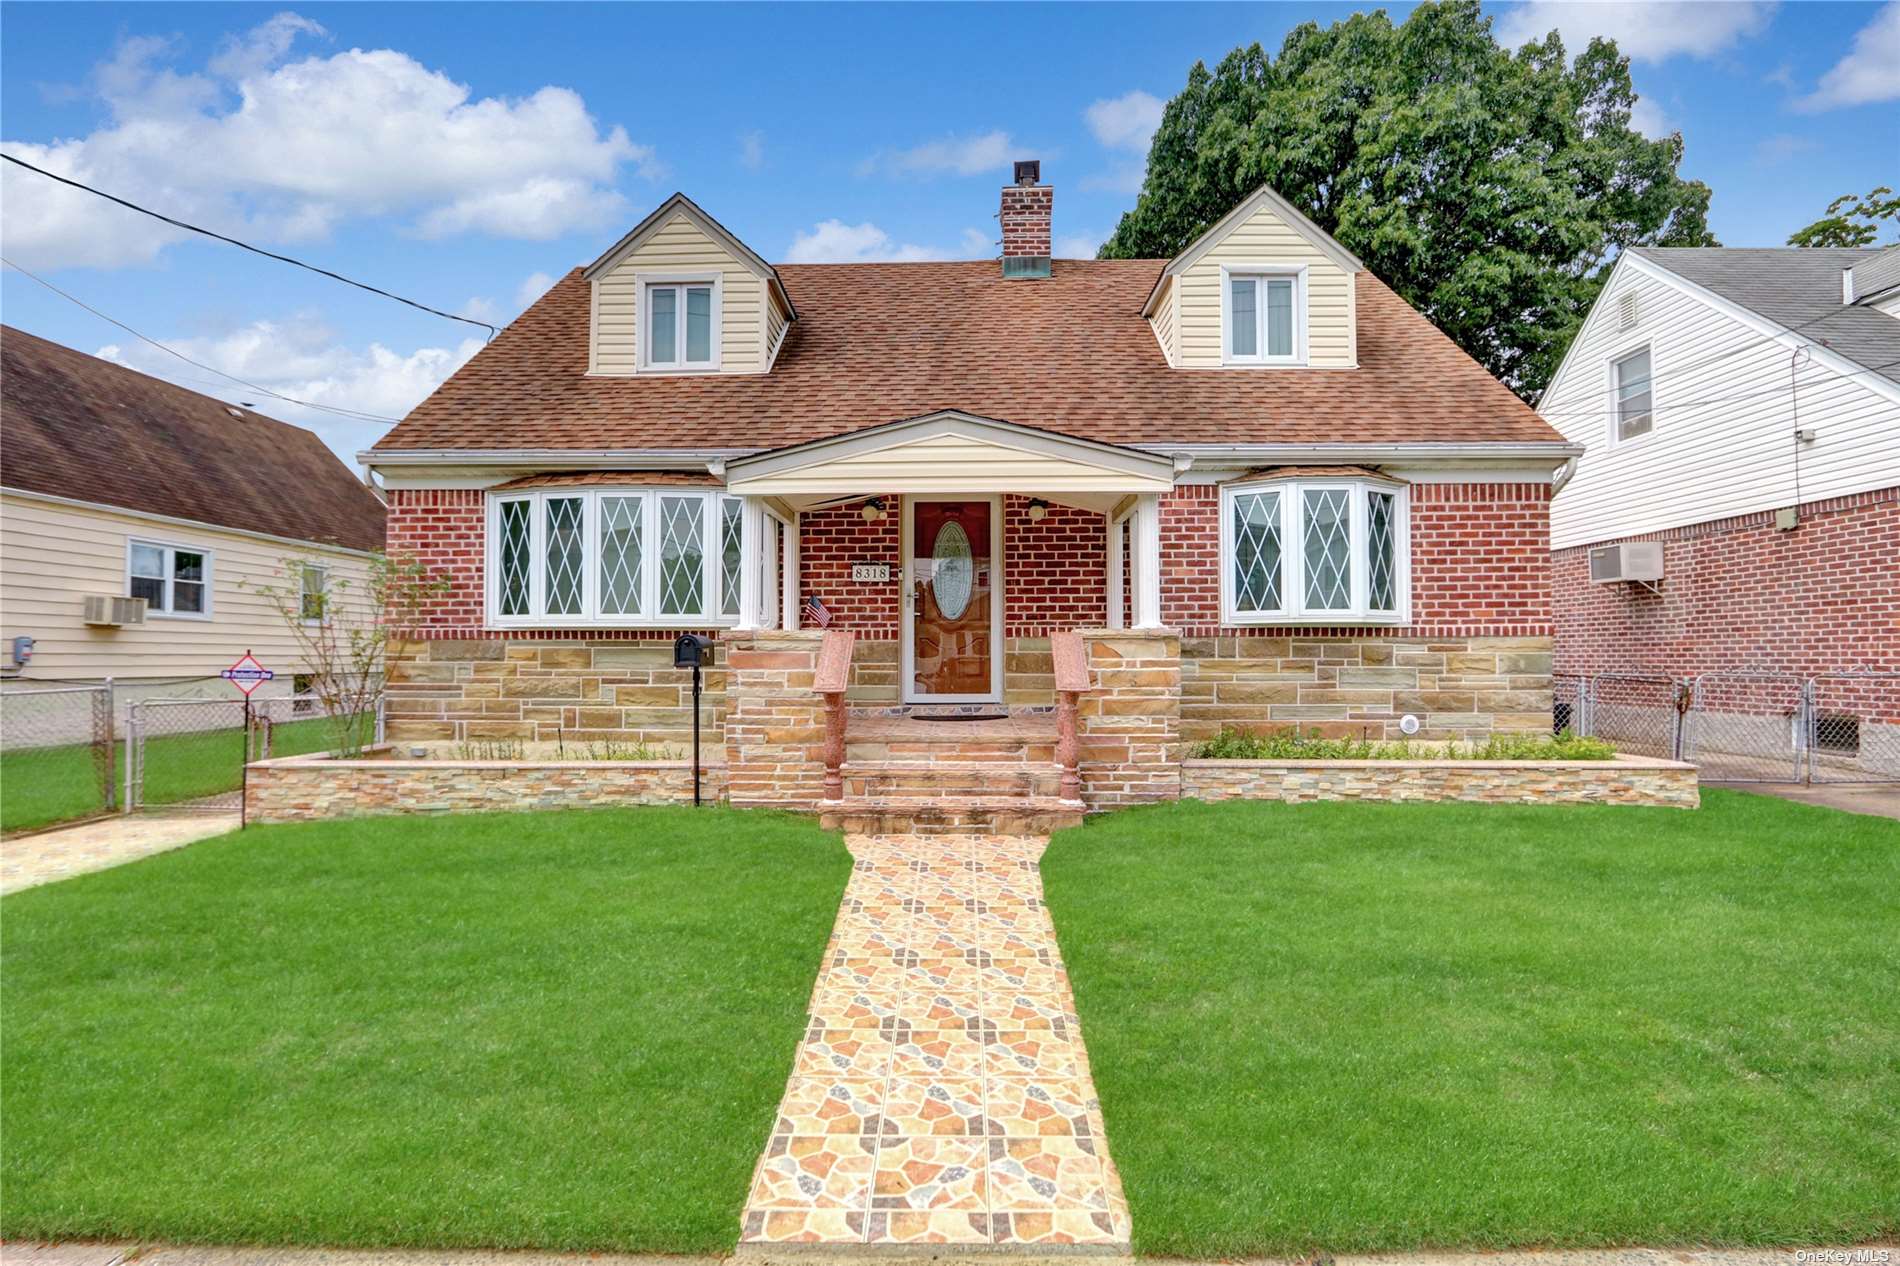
left=844, top=716, right=1058, bottom=765
left=819, top=795, right=1086, bottom=838
left=841, top=760, right=1065, bottom=800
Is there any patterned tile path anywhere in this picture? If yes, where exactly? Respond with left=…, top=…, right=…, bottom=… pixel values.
left=740, top=833, right=1130, bottom=1250
left=2, top=812, right=239, bottom=895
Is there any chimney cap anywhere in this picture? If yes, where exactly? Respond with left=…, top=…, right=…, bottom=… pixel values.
left=1013, top=159, right=1041, bottom=186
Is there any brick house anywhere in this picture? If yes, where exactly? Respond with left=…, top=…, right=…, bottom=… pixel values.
left=364, top=165, right=1580, bottom=816
left=1538, top=245, right=1900, bottom=774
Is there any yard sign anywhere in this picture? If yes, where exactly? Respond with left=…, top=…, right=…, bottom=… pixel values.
left=221, top=651, right=274, bottom=697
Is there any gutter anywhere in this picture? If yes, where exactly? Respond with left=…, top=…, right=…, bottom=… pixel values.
left=1161, top=442, right=1584, bottom=464
left=361, top=448, right=755, bottom=471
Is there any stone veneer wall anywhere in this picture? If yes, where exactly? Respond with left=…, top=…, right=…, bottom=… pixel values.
left=1077, top=629, right=1184, bottom=806
left=384, top=639, right=726, bottom=748
left=247, top=753, right=724, bottom=823
left=1180, top=635, right=1553, bottom=743
left=722, top=629, right=828, bottom=808
left=1183, top=756, right=1697, bottom=808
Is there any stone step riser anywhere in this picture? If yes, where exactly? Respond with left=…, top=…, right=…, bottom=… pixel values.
left=819, top=806, right=1085, bottom=837
left=845, top=740, right=1057, bottom=763
left=843, top=766, right=1064, bottom=799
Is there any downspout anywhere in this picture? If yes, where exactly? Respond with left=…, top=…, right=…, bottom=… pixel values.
left=1551, top=455, right=1578, bottom=497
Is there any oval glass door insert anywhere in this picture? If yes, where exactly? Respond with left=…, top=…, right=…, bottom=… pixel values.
left=931, top=521, right=974, bottom=619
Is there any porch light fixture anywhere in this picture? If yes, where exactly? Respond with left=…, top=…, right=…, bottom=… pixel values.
left=861, top=497, right=887, bottom=522
left=1026, top=498, right=1050, bottom=522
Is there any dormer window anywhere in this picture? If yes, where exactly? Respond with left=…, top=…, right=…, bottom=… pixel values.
left=639, top=274, right=722, bottom=371
left=1222, top=265, right=1306, bottom=365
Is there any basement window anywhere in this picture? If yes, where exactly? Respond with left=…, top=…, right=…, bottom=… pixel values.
left=1220, top=476, right=1408, bottom=624
left=488, top=487, right=743, bottom=627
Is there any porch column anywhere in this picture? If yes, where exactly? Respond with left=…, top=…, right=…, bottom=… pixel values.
left=782, top=510, right=802, bottom=630
left=1105, top=512, right=1125, bottom=630
left=738, top=496, right=769, bottom=628
left=1132, top=493, right=1164, bottom=630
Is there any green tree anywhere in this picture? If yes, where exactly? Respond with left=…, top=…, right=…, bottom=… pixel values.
left=1787, top=186, right=1898, bottom=247
left=1100, top=0, right=1717, bottom=396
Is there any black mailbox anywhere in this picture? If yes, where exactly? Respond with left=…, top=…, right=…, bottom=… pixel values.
left=673, top=633, right=712, bottom=669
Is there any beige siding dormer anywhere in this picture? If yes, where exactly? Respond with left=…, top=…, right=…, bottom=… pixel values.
left=584, top=193, right=793, bottom=377
left=1144, top=185, right=1362, bottom=370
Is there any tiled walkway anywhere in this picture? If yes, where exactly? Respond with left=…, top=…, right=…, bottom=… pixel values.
left=1, top=813, right=240, bottom=895
left=740, top=833, right=1130, bottom=1249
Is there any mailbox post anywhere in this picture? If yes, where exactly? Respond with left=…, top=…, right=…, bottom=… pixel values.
left=673, top=634, right=712, bottom=806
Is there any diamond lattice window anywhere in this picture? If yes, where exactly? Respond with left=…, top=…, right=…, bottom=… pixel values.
left=599, top=496, right=643, bottom=615
left=543, top=497, right=585, bottom=616
left=1368, top=491, right=1396, bottom=611
left=720, top=498, right=743, bottom=618
left=498, top=500, right=532, bottom=616
left=659, top=495, right=706, bottom=617
left=1302, top=488, right=1351, bottom=610
left=1230, top=490, right=1283, bottom=613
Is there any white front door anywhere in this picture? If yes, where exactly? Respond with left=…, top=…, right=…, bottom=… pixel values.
left=901, top=495, right=1003, bottom=703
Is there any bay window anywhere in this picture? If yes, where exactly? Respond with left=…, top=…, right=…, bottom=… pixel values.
left=1220, top=476, right=1408, bottom=624
left=1222, top=265, right=1306, bottom=365
left=487, top=488, right=745, bottom=627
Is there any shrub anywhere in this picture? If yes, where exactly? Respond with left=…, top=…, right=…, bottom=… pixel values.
left=1191, top=727, right=1616, bottom=761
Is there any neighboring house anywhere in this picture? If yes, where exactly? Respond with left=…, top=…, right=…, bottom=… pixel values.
left=364, top=165, right=1578, bottom=805
left=1541, top=246, right=1900, bottom=677
left=1, top=326, right=387, bottom=704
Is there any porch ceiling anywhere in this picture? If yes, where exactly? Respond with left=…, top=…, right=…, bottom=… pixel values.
left=723, top=410, right=1176, bottom=511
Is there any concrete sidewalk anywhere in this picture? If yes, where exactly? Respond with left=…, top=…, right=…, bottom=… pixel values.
left=0, top=812, right=240, bottom=894
left=1708, top=782, right=1900, bottom=820
left=4, top=1241, right=1893, bottom=1266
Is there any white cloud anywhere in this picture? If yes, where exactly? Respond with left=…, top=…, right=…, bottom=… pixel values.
left=0, top=12, right=652, bottom=271
left=1054, top=232, right=1104, bottom=259
left=1494, top=1, right=1776, bottom=63
left=96, top=313, right=481, bottom=460
left=459, top=296, right=500, bottom=323
left=1753, top=133, right=1817, bottom=165
left=1628, top=94, right=1673, bottom=138
left=1796, top=0, right=1900, bottom=111
left=1085, top=90, right=1164, bottom=152
left=1081, top=162, right=1147, bottom=195
left=739, top=129, right=765, bottom=170
left=859, top=130, right=1015, bottom=179
left=516, top=270, right=556, bottom=310
left=785, top=220, right=990, bottom=264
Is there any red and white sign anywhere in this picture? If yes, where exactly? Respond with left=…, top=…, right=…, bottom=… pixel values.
left=220, top=651, right=274, bottom=697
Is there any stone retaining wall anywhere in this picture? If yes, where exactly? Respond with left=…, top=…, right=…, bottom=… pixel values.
left=1078, top=629, right=1184, bottom=807
left=1182, top=755, right=1698, bottom=808
left=722, top=630, right=828, bottom=808
left=247, top=749, right=724, bottom=823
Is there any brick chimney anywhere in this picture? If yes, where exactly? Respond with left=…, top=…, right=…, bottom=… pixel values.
left=1000, top=160, right=1051, bottom=279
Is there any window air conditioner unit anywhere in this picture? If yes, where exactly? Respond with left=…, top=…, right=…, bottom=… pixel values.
left=83, top=595, right=149, bottom=626
left=1589, top=542, right=1663, bottom=584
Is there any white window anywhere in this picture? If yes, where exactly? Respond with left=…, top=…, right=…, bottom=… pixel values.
left=640, top=276, right=720, bottom=371
left=127, top=539, right=210, bottom=617
left=1220, top=477, right=1408, bottom=624
left=487, top=488, right=744, bottom=627
left=300, top=564, right=328, bottom=623
left=1222, top=265, right=1306, bottom=365
left=1612, top=345, right=1653, bottom=442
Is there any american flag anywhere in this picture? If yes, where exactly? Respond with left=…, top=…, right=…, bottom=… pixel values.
left=804, top=594, right=832, bottom=627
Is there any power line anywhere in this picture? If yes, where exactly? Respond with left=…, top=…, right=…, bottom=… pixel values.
left=2, top=256, right=405, bottom=425
left=1, top=153, right=497, bottom=340
left=1529, top=355, right=1900, bottom=426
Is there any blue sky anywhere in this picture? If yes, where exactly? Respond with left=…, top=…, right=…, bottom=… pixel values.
left=3, top=1, right=1895, bottom=463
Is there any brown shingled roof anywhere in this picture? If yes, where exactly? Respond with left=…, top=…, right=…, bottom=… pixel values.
left=2, top=326, right=386, bottom=552
left=373, top=260, right=1563, bottom=454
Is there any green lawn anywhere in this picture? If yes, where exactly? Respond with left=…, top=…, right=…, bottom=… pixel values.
left=1, top=713, right=362, bottom=834
left=0, top=807, right=850, bottom=1252
left=1042, top=790, right=1900, bottom=1257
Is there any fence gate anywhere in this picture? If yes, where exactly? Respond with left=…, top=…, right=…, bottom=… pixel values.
left=127, top=697, right=253, bottom=813
left=1807, top=673, right=1900, bottom=783
left=1685, top=673, right=1807, bottom=783
left=1585, top=673, right=1683, bottom=761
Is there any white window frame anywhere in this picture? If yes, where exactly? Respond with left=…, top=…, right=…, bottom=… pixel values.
left=300, top=563, right=329, bottom=625
left=1218, top=476, right=1409, bottom=625
left=635, top=272, right=723, bottom=373
left=484, top=487, right=744, bottom=629
left=1608, top=342, right=1655, bottom=446
left=1220, top=263, right=1308, bottom=366
left=126, top=537, right=213, bottom=620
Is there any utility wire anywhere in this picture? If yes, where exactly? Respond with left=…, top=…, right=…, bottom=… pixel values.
left=2, top=153, right=497, bottom=340
left=1524, top=355, right=1900, bottom=425
left=2, top=257, right=405, bottom=425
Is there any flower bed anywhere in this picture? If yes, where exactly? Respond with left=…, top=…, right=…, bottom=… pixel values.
left=1182, top=753, right=1697, bottom=808
left=1192, top=727, right=1617, bottom=761
left=246, top=746, right=726, bottom=823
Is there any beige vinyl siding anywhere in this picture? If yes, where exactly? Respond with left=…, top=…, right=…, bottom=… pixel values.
left=731, top=433, right=1172, bottom=498
left=591, top=212, right=766, bottom=375
left=1174, top=200, right=1356, bottom=368
left=1540, top=262, right=1900, bottom=551
left=1149, top=277, right=1178, bottom=365
left=765, top=284, right=792, bottom=366
left=0, top=493, right=374, bottom=684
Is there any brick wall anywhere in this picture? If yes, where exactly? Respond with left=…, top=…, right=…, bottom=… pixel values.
left=1004, top=496, right=1106, bottom=636
left=388, top=488, right=485, bottom=635
left=1553, top=487, right=1900, bottom=676
left=1160, top=482, right=1554, bottom=638
left=1000, top=184, right=1053, bottom=258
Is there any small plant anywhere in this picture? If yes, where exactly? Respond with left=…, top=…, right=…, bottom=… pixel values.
left=454, top=738, right=525, bottom=761
left=580, top=739, right=678, bottom=761
left=1192, top=726, right=1616, bottom=761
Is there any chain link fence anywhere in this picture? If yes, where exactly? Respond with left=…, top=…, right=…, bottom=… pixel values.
left=0, top=683, right=117, bottom=834
left=1556, top=670, right=1900, bottom=784
left=126, top=693, right=382, bottom=814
